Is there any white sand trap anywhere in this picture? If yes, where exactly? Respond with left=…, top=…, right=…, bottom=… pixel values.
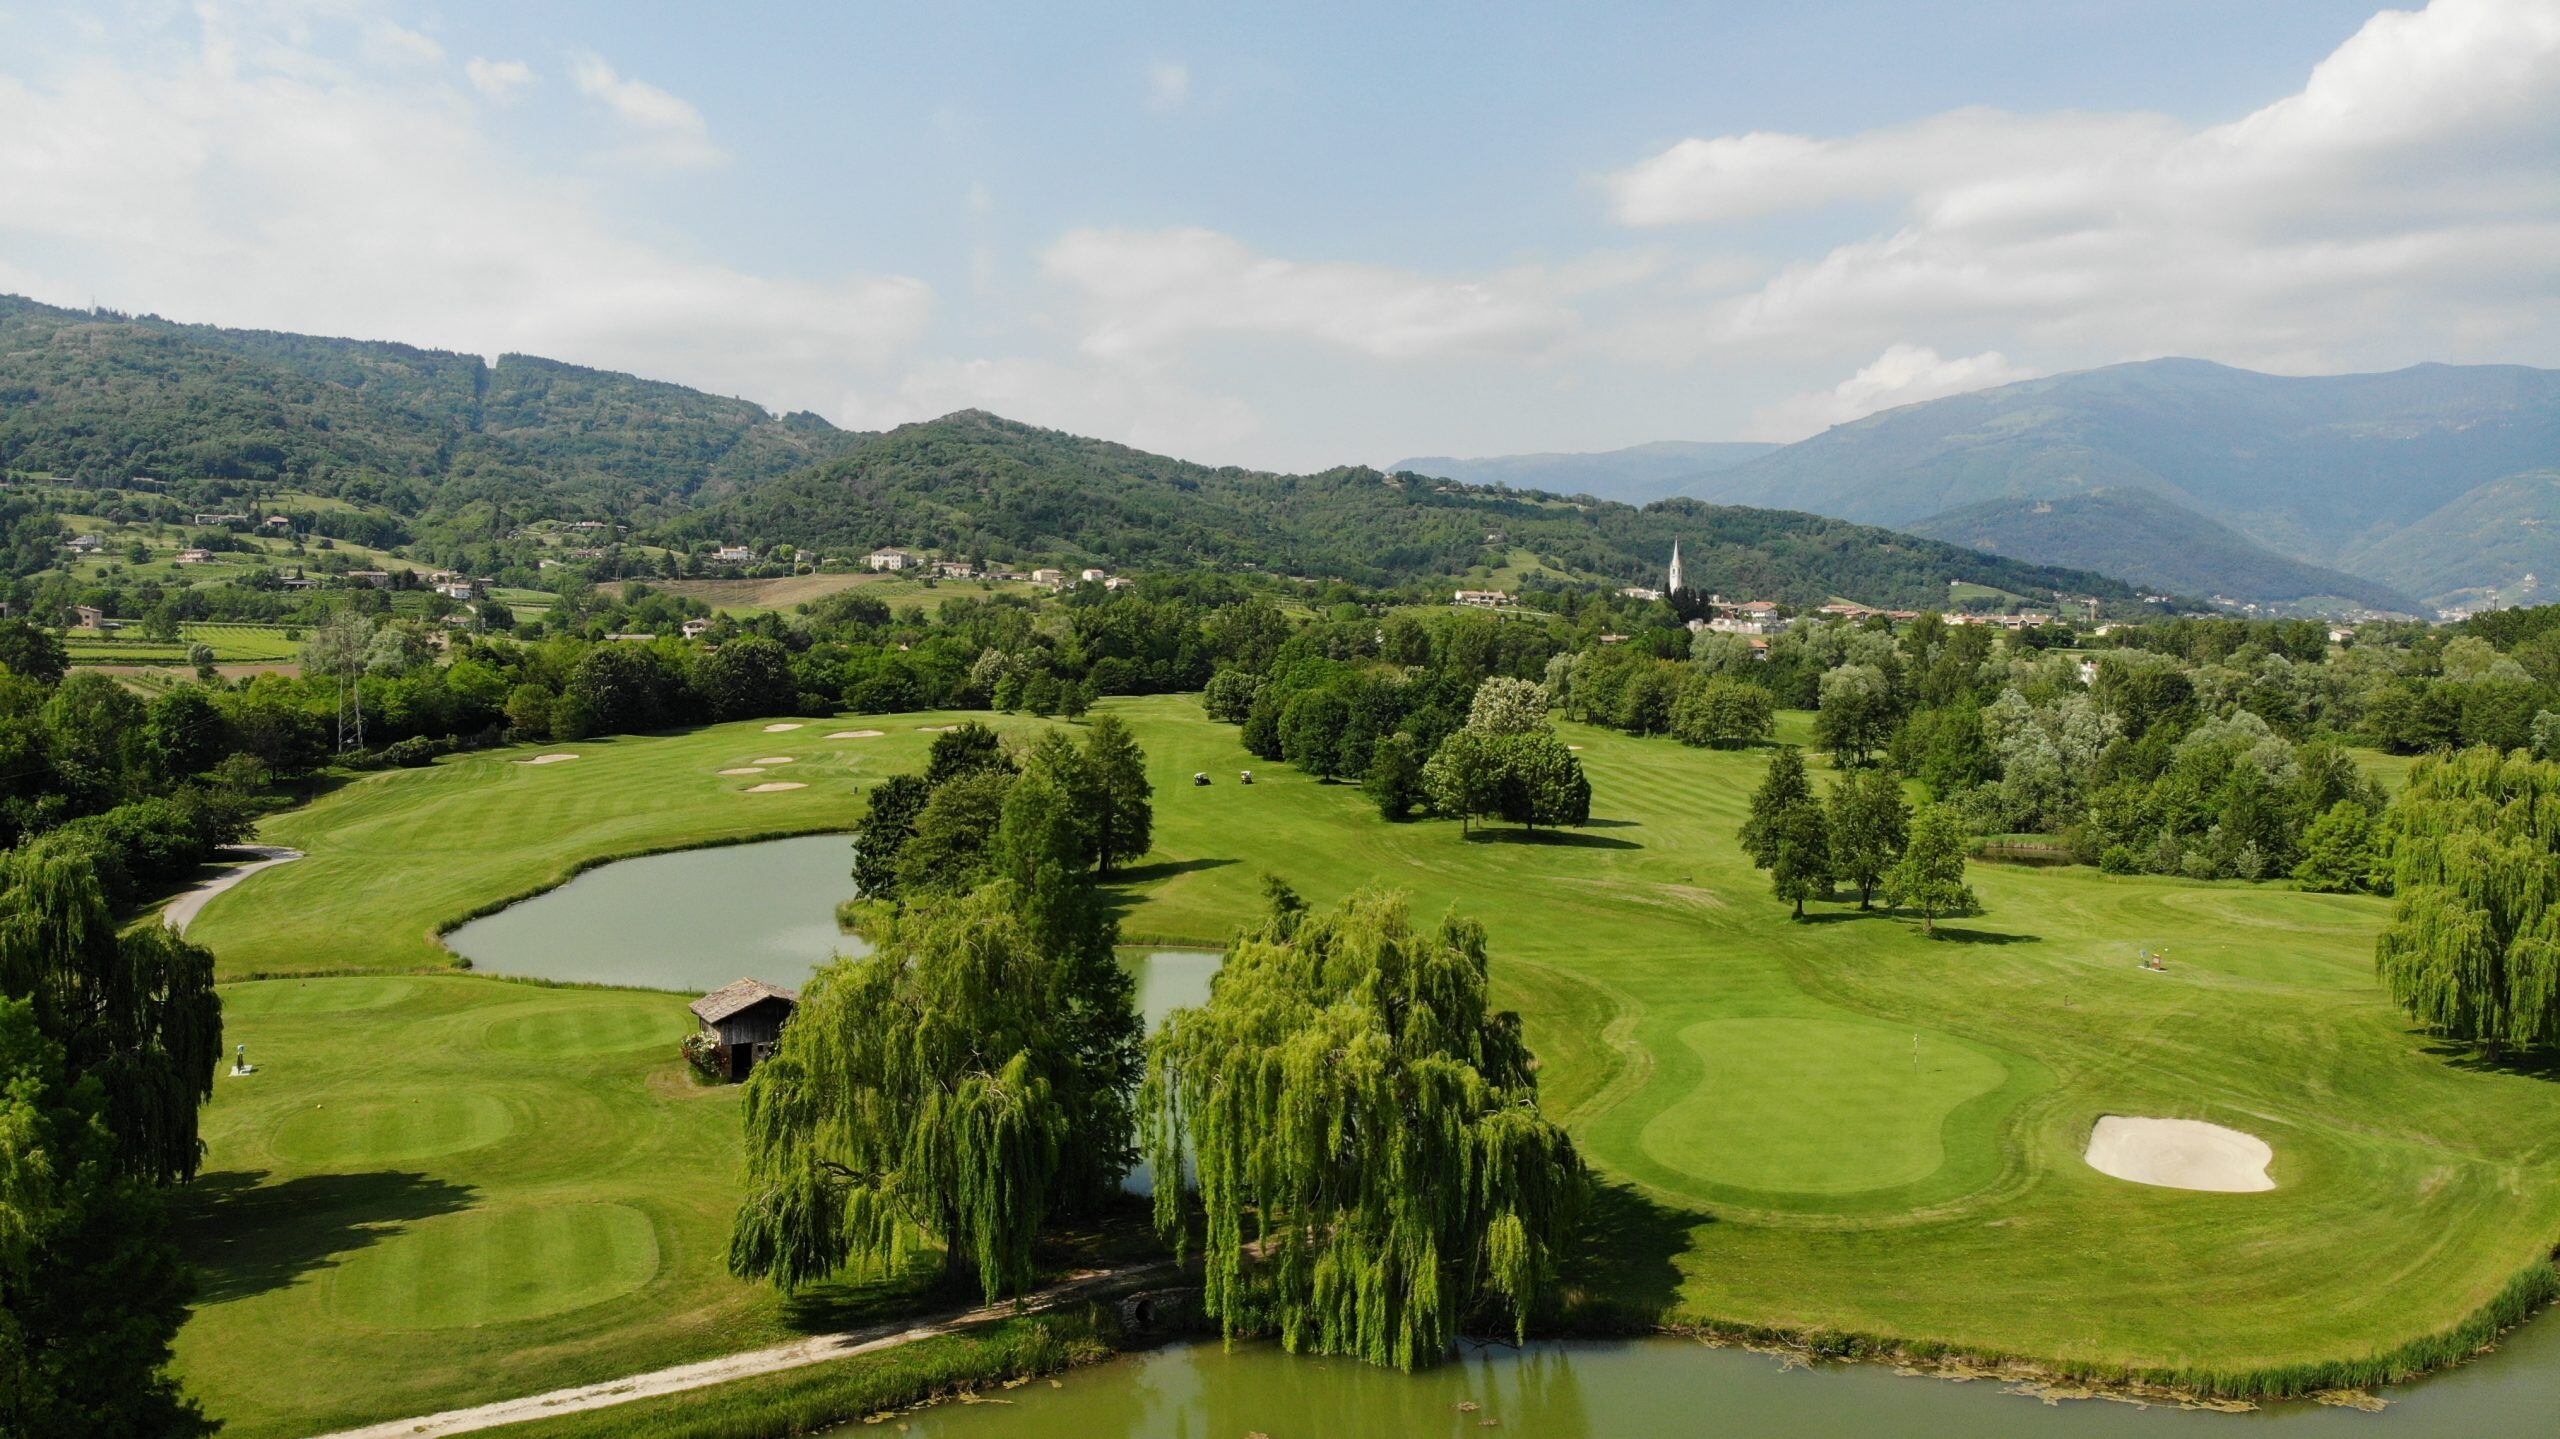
left=751, top=756, right=796, bottom=765
left=515, top=753, right=579, bottom=766
left=917, top=724, right=959, bottom=732
left=743, top=781, right=807, bottom=793
left=761, top=722, right=805, bottom=733
left=2085, top=1116, right=2274, bottom=1193
left=828, top=730, right=886, bottom=740
left=717, top=767, right=767, bottom=776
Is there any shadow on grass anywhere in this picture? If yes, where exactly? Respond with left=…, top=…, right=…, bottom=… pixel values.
left=2421, top=1042, right=2560, bottom=1082
left=1112, top=856, right=1239, bottom=886
left=175, top=1169, right=477, bottom=1303
left=1545, top=1181, right=1700, bottom=1332
left=1922, top=925, right=2038, bottom=945
left=1464, top=828, right=1644, bottom=851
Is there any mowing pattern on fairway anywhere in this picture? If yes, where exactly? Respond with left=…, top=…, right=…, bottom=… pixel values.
left=1639, top=1018, right=2014, bottom=1195
left=324, top=1203, right=662, bottom=1329
left=177, top=701, right=2560, bottom=1429
left=270, top=1091, right=515, bottom=1167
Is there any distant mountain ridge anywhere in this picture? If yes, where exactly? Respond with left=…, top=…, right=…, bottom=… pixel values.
left=1676, top=358, right=2560, bottom=611
left=1387, top=440, right=1779, bottom=506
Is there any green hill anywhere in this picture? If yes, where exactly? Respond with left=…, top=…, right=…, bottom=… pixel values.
left=689, top=409, right=2152, bottom=608
left=0, top=294, right=869, bottom=522
left=1907, top=488, right=2425, bottom=615
left=2341, top=469, right=2560, bottom=613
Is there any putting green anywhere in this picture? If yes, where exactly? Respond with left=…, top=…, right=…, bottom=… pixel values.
left=270, top=1091, right=516, bottom=1167
left=481, top=997, right=689, bottom=1057
left=1638, top=1018, right=2014, bottom=1195
left=324, top=1203, right=662, bottom=1329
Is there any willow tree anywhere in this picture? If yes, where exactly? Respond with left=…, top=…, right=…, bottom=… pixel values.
left=729, top=885, right=1084, bottom=1300
left=2375, top=747, right=2560, bottom=1050
left=1142, top=890, right=1583, bottom=1370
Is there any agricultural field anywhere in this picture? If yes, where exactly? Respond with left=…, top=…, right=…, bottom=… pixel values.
left=616, top=570, right=1050, bottom=616
left=64, top=620, right=304, bottom=667
left=175, top=700, right=2556, bottom=1436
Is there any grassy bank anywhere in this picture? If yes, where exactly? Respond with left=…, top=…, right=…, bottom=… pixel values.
left=474, top=1311, right=1114, bottom=1439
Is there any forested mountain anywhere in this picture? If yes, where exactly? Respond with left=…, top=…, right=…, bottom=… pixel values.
left=693, top=409, right=2147, bottom=608
left=1668, top=358, right=2560, bottom=609
left=0, top=294, right=869, bottom=521
left=1387, top=440, right=1779, bottom=506
left=1908, top=489, right=2425, bottom=615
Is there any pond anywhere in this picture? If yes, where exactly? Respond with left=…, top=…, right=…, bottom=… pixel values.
left=444, top=834, right=867, bottom=991
left=861, top=1308, right=2560, bottom=1438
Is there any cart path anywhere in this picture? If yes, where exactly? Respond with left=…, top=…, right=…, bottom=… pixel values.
left=306, top=1261, right=1174, bottom=1439
left=163, top=846, right=304, bottom=934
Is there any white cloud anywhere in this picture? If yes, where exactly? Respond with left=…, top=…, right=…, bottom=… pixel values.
left=1748, top=345, right=2036, bottom=440
left=364, top=21, right=444, bottom=67
left=569, top=51, right=723, bottom=167
left=1145, top=60, right=1191, bottom=112
left=464, top=56, right=533, bottom=102
left=1603, top=0, right=2560, bottom=371
left=0, top=6, right=928, bottom=417
left=1042, top=226, right=1581, bottom=362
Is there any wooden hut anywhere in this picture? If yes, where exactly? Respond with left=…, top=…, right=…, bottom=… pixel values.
left=688, top=978, right=799, bottom=1080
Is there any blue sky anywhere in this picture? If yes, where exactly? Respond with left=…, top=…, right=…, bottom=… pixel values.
left=2, top=1, right=2554, bottom=469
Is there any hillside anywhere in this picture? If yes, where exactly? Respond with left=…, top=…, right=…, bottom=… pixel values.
left=1387, top=440, right=1779, bottom=506
left=694, top=409, right=2150, bottom=608
left=1907, top=489, right=2425, bottom=616
left=0, top=294, right=869, bottom=524
left=1673, top=358, right=2560, bottom=607
left=2340, top=469, right=2560, bottom=613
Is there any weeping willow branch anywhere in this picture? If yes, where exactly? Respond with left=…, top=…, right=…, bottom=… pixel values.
left=2376, top=746, right=2560, bottom=1050
left=1142, top=888, right=1584, bottom=1370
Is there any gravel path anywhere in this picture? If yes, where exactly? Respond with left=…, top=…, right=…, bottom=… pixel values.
left=307, top=1262, right=1171, bottom=1439
left=163, top=846, right=305, bottom=934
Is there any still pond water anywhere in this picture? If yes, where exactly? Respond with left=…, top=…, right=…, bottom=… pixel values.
left=443, top=838, right=2560, bottom=1437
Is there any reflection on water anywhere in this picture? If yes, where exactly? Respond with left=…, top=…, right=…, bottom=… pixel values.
left=444, top=834, right=864, bottom=991
left=1122, top=949, right=1220, bottom=1197
left=880, top=1315, right=2560, bottom=1439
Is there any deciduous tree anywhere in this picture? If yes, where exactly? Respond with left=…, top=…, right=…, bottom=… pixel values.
left=1886, top=803, right=1978, bottom=937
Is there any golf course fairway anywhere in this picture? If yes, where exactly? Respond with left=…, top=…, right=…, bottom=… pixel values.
left=172, top=698, right=2560, bottom=1437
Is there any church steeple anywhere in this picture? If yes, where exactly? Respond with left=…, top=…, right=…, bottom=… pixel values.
left=1667, top=540, right=1684, bottom=597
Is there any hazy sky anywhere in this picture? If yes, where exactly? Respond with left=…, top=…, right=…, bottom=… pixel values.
left=2, top=0, right=2554, bottom=470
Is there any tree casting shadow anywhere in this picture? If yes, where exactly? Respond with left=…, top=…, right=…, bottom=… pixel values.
left=1111, top=856, right=1238, bottom=885
left=175, top=1169, right=477, bottom=1303
left=2421, top=1041, right=2560, bottom=1082
left=1545, top=1181, right=1699, bottom=1330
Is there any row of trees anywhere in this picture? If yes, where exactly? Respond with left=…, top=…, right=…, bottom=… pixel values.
left=1739, top=748, right=1977, bottom=934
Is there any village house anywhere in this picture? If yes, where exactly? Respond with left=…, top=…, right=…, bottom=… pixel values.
left=680, top=618, right=714, bottom=639
left=1030, top=567, right=1065, bottom=585
left=712, top=545, right=757, bottom=564
left=278, top=575, right=319, bottom=590
left=865, top=547, right=919, bottom=571
left=174, top=548, right=215, bottom=565
left=1453, top=589, right=1510, bottom=608
left=1079, top=567, right=1109, bottom=583
left=192, top=512, right=248, bottom=527
left=1104, top=575, right=1136, bottom=592
left=688, top=978, right=799, bottom=1080
left=62, top=533, right=103, bottom=554
left=345, top=569, right=392, bottom=589
left=931, top=559, right=976, bottom=579
left=70, top=604, right=105, bottom=629
left=1619, top=585, right=1663, bottom=602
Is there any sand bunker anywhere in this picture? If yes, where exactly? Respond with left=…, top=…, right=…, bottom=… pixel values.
left=742, top=781, right=807, bottom=793
left=917, top=724, right=958, bottom=732
left=515, top=753, right=579, bottom=766
left=761, top=723, right=805, bottom=733
left=2084, top=1116, right=2274, bottom=1193
left=717, top=767, right=767, bottom=776
left=828, top=730, right=885, bottom=739
left=751, top=756, right=795, bottom=765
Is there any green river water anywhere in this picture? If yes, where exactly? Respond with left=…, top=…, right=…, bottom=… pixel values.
left=445, top=838, right=2560, bottom=1437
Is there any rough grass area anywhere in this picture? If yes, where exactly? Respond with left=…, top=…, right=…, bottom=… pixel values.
left=174, top=697, right=2560, bottom=1431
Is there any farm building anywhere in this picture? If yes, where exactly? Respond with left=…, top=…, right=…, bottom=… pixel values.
left=866, top=547, right=920, bottom=571
left=689, top=978, right=799, bottom=1080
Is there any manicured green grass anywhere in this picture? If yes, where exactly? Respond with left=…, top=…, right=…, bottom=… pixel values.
left=65, top=621, right=302, bottom=667
left=174, top=698, right=2560, bottom=1431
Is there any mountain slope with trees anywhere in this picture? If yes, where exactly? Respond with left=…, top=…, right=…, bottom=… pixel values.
left=697, top=410, right=2148, bottom=608
left=1387, top=439, right=1779, bottom=506
left=1907, top=488, right=2425, bottom=614
left=0, top=294, right=870, bottom=521
left=1670, top=357, right=2560, bottom=607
